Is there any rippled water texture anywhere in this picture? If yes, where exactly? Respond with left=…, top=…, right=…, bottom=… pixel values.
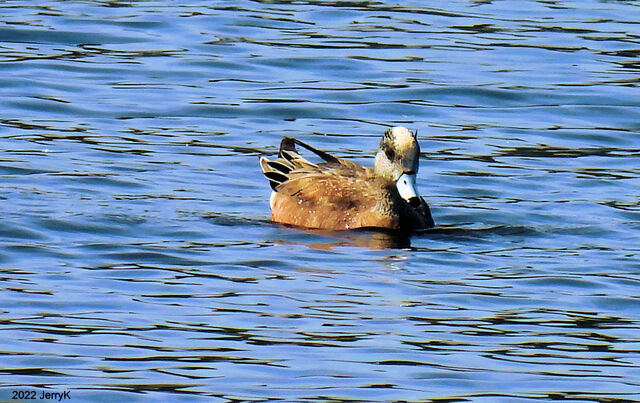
left=2, top=1, right=640, bottom=401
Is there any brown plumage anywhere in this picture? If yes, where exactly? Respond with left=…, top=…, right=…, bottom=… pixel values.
left=259, top=127, right=434, bottom=231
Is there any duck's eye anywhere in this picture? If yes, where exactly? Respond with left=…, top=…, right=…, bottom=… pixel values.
left=385, top=148, right=395, bottom=160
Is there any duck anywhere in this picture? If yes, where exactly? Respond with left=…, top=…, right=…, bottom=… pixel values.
left=259, top=127, right=434, bottom=231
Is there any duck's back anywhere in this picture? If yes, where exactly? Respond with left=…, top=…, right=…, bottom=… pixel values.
left=270, top=162, right=400, bottom=230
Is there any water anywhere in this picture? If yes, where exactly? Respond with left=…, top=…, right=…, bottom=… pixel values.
left=1, top=1, right=640, bottom=401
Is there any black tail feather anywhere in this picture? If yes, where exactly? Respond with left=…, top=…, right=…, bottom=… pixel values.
left=265, top=171, right=289, bottom=184
left=279, top=137, right=297, bottom=157
left=267, top=159, right=292, bottom=174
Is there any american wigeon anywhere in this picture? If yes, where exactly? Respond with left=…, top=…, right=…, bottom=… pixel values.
left=259, top=127, right=435, bottom=231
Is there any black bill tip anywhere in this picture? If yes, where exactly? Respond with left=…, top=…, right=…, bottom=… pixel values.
left=408, top=196, right=421, bottom=208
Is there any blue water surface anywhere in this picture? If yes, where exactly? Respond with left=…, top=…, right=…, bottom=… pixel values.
left=1, top=1, right=640, bottom=401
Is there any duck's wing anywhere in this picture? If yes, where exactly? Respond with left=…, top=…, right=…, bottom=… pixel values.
left=275, top=168, right=375, bottom=209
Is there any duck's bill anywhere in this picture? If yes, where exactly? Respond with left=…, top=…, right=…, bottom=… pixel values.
left=396, top=173, right=421, bottom=208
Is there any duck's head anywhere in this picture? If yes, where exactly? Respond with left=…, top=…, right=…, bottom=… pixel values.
left=374, top=126, right=422, bottom=208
